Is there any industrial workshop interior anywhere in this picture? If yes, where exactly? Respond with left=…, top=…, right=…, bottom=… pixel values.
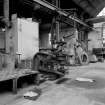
left=1, top=0, right=105, bottom=105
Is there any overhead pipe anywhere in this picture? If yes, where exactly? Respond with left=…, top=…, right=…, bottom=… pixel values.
left=33, top=0, right=91, bottom=28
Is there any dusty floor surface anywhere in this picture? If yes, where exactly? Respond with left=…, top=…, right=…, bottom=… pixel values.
left=1, top=62, right=105, bottom=105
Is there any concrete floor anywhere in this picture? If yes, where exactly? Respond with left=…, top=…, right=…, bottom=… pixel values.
left=1, top=62, right=105, bottom=105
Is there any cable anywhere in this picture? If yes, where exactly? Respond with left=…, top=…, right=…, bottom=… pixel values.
left=20, top=0, right=34, bottom=7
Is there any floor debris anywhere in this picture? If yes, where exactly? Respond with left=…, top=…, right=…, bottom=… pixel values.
left=23, top=88, right=42, bottom=101
left=75, top=77, right=95, bottom=82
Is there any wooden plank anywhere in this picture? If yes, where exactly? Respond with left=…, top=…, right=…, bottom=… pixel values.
left=0, top=69, right=38, bottom=82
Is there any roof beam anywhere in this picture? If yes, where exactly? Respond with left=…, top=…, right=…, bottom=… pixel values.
left=86, top=16, right=105, bottom=23
left=33, top=0, right=90, bottom=27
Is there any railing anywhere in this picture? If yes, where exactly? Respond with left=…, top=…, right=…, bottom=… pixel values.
left=19, top=59, right=33, bottom=69
left=15, top=53, right=33, bottom=69
left=0, top=52, right=33, bottom=70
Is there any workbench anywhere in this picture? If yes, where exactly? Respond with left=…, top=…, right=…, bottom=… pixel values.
left=0, top=69, right=38, bottom=94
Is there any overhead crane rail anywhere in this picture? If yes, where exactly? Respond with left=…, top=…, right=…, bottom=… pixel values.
left=33, top=0, right=90, bottom=28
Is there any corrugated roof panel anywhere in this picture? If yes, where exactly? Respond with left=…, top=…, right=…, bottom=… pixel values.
left=72, top=0, right=105, bottom=17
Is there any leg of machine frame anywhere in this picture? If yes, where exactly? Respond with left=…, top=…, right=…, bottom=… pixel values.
left=12, top=78, right=18, bottom=94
